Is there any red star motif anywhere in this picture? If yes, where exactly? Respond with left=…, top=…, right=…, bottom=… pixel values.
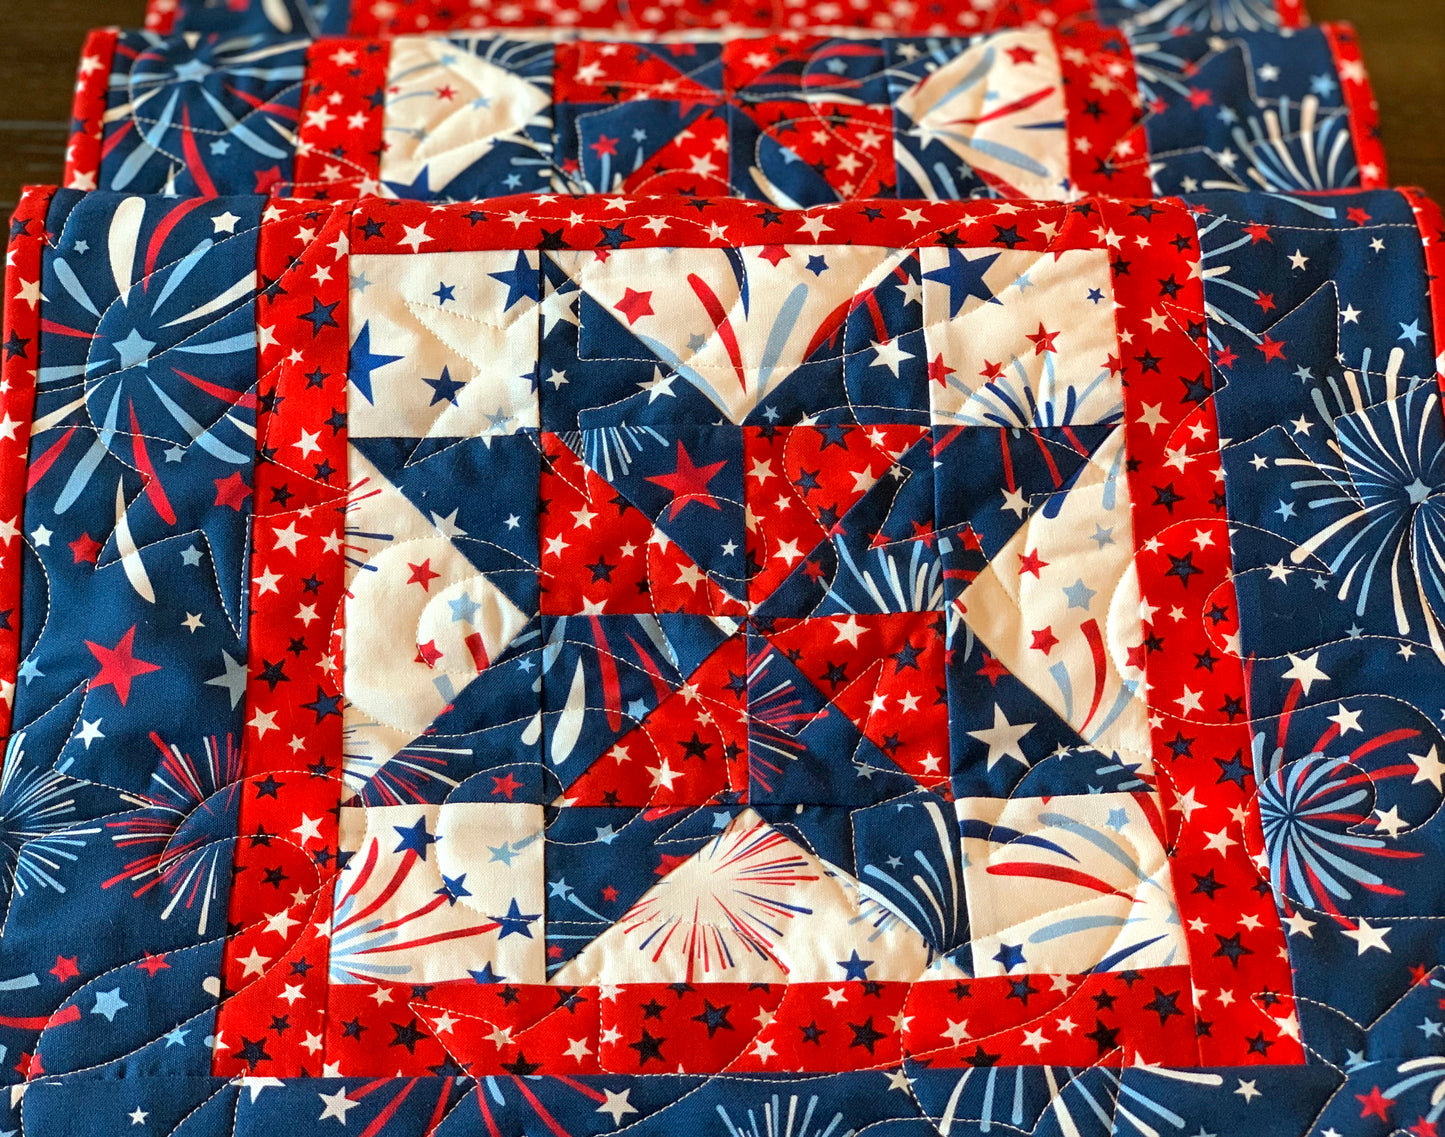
left=1257, top=334, right=1286, bottom=362
left=1186, top=87, right=1212, bottom=109
left=1254, top=291, right=1275, bottom=312
left=1018, top=549, right=1049, bottom=577
left=980, top=359, right=1005, bottom=380
left=1242, top=223, right=1272, bottom=244
left=601, top=885, right=618, bottom=902
left=591, top=134, right=619, bottom=158
left=1347, top=206, right=1372, bottom=225
left=756, top=245, right=789, bottom=266
left=646, top=440, right=728, bottom=520
left=1030, top=626, right=1059, bottom=654
left=1357, top=1086, right=1393, bottom=1121
left=1125, top=641, right=1149, bottom=670
left=804, top=559, right=826, bottom=581
left=254, top=166, right=285, bottom=194
left=1214, top=345, right=1238, bottom=369
left=910, top=521, right=936, bottom=548
left=214, top=472, right=252, bottom=511
left=615, top=287, right=654, bottom=325
left=655, top=852, right=690, bottom=875
left=1411, top=1119, right=1438, bottom=1137
left=85, top=626, right=162, bottom=706
left=1025, top=323, right=1060, bottom=355
left=136, top=952, right=171, bottom=977
left=929, top=354, right=956, bottom=387
left=407, top=559, right=441, bottom=591
left=1005, top=44, right=1037, bottom=64
left=415, top=640, right=443, bottom=667
left=435, top=84, right=456, bottom=100
left=49, top=956, right=79, bottom=983
left=977, top=654, right=1010, bottom=685
left=68, top=532, right=101, bottom=564
left=491, top=772, right=523, bottom=799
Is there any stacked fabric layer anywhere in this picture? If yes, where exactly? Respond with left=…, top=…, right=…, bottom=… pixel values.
left=0, top=0, right=1440, bottom=1135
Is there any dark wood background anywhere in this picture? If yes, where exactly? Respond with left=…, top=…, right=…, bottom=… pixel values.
left=0, top=0, right=1440, bottom=212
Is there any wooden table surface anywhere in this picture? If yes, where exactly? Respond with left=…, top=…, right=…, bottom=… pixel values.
left=0, top=0, right=1441, bottom=211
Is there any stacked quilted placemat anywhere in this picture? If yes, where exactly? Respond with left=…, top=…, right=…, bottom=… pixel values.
left=0, top=0, right=1441, bottom=1133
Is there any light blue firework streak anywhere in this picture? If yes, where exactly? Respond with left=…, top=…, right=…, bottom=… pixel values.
left=1195, top=197, right=1340, bottom=337
left=715, top=1094, right=851, bottom=1137
left=1128, top=0, right=1277, bottom=43
left=860, top=795, right=962, bottom=952
left=1021, top=810, right=1181, bottom=970
left=943, top=357, right=1123, bottom=429
left=108, top=37, right=304, bottom=191
left=1385, top=1055, right=1445, bottom=1126
left=0, top=734, right=98, bottom=902
left=1278, top=350, right=1445, bottom=652
left=1252, top=743, right=1399, bottom=909
left=827, top=532, right=944, bottom=612
left=615, top=284, right=812, bottom=419
left=1225, top=98, right=1358, bottom=191
left=576, top=423, right=668, bottom=484
left=893, top=45, right=1060, bottom=199
left=328, top=881, right=415, bottom=983
left=384, top=45, right=555, bottom=190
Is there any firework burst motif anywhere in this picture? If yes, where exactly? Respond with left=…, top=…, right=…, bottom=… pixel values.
left=1274, top=348, right=1445, bottom=659
left=38, top=196, right=259, bottom=547
left=104, top=33, right=306, bottom=195
left=102, top=732, right=242, bottom=935
left=714, top=1093, right=852, bottom=1137
left=0, top=734, right=99, bottom=908
left=615, top=813, right=821, bottom=980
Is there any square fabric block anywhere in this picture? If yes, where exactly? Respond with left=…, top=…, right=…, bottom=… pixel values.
left=332, top=802, right=546, bottom=984
left=69, top=22, right=1384, bottom=205
left=4, top=184, right=1445, bottom=1137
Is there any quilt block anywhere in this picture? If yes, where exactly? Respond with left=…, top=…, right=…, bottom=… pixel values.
left=67, top=23, right=1383, bottom=206
left=2, top=185, right=1445, bottom=1135
left=141, top=0, right=1308, bottom=38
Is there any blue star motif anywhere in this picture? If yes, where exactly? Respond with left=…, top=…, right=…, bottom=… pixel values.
left=433, top=281, right=456, bottom=305
left=1399, top=319, right=1425, bottom=345
left=837, top=950, right=873, bottom=980
left=488, top=251, right=541, bottom=311
left=436, top=873, right=471, bottom=905
left=92, top=988, right=129, bottom=1021
left=448, top=593, right=481, bottom=623
left=393, top=816, right=439, bottom=860
left=422, top=364, right=466, bottom=406
left=469, top=962, right=506, bottom=984
left=806, top=254, right=828, bottom=276
left=490, top=898, right=540, bottom=940
left=349, top=321, right=404, bottom=405
left=992, top=942, right=1026, bottom=971
left=1062, top=578, right=1096, bottom=610
left=922, top=248, right=1001, bottom=318
left=1105, top=807, right=1130, bottom=831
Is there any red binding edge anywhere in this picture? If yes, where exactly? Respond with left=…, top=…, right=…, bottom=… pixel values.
left=63, top=29, right=119, bottom=194
left=1323, top=22, right=1387, bottom=190
left=0, top=187, right=58, bottom=738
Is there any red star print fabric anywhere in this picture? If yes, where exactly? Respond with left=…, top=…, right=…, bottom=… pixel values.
left=3, top=183, right=1445, bottom=1136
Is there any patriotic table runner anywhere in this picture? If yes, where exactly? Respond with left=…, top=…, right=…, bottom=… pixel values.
left=142, top=0, right=1306, bottom=39
left=0, top=184, right=1443, bottom=1134
left=67, top=24, right=1382, bottom=207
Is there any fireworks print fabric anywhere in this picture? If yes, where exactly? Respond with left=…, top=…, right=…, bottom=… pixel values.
left=66, top=22, right=1383, bottom=204
left=2, top=182, right=1445, bottom=1135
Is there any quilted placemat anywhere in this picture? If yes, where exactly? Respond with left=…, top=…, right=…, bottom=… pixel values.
left=1, top=184, right=1443, bottom=1134
left=141, top=0, right=1307, bottom=42
left=67, top=24, right=1382, bottom=205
